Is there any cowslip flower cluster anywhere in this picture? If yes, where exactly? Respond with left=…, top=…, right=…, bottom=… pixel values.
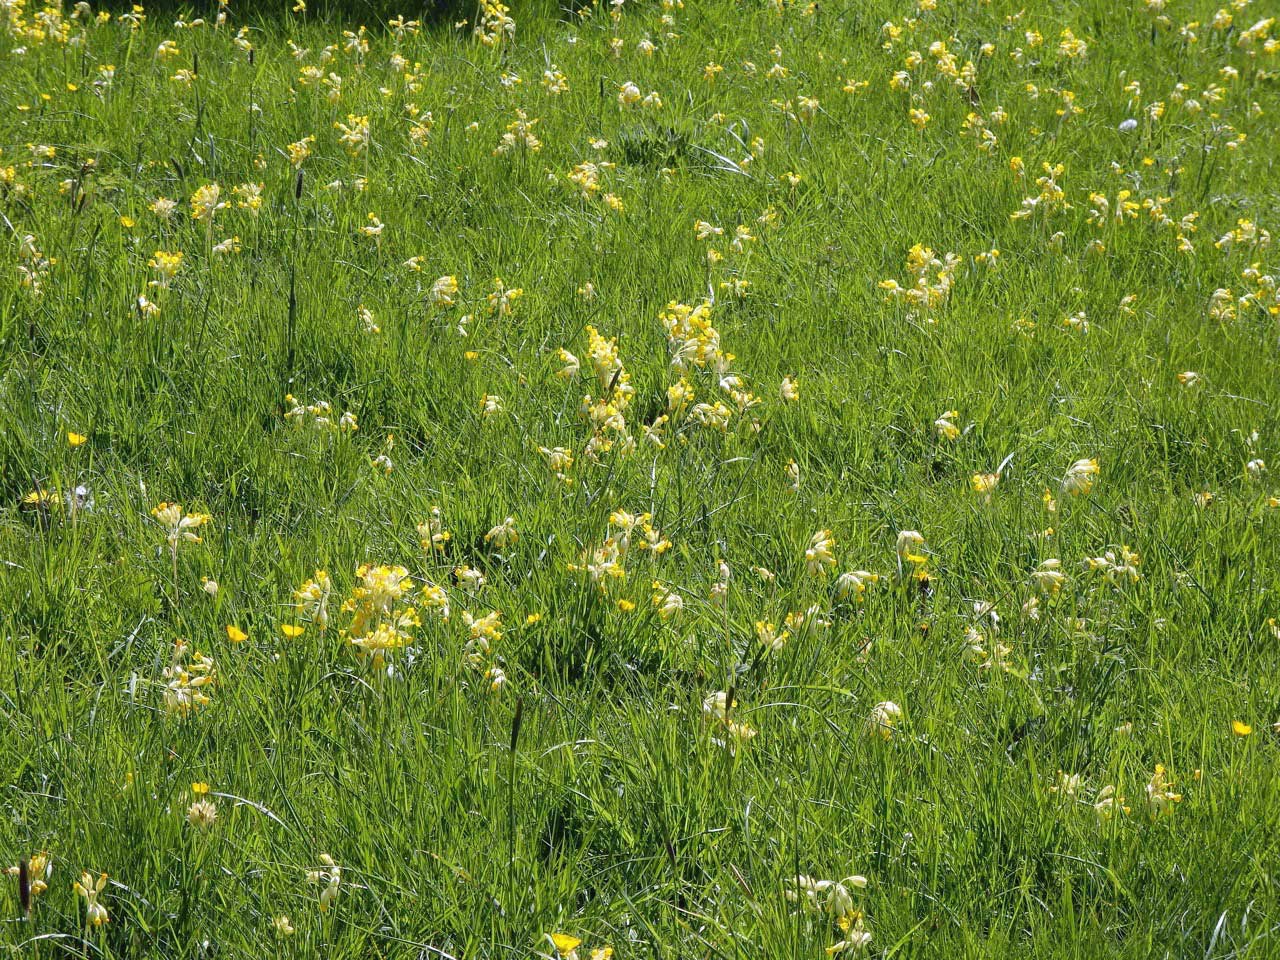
left=161, top=640, right=217, bottom=716
left=284, top=395, right=358, bottom=433
left=339, top=564, right=422, bottom=664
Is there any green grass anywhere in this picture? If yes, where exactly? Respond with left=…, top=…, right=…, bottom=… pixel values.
left=1, top=0, right=1279, bottom=956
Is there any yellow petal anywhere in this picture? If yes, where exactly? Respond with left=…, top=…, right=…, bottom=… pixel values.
left=1232, top=720, right=1252, bottom=736
left=68, top=431, right=87, bottom=446
left=225, top=625, right=248, bottom=643
left=550, top=934, right=582, bottom=955
left=281, top=624, right=305, bottom=638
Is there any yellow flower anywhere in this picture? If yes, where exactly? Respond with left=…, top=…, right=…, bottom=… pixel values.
left=308, top=854, right=341, bottom=911
left=867, top=700, right=902, bottom=740
left=1061, top=458, right=1100, bottom=496
left=190, top=183, right=226, bottom=222
left=934, top=410, right=960, bottom=440
left=549, top=933, right=582, bottom=958
left=805, top=528, right=837, bottom=577
left=73, top=872, right=109, bottom=926
left=970, top=472, right=1000, bottom=500
left=5, top=851, right=51, bottom=902
left=1232, top=720, right=1252, bottom=736
left=68, top=431, right=87, bottom=446
left=281, top=624, right=305, bottom=638
left=225, top=625, right=248, bottom=643
left=151, top=502, right=211, bottom=546
left=1145, top=764, right=1182, bottom=816
left=286, top=136, right=315, bottom=168
left=896, top=530, right=926, bottom=566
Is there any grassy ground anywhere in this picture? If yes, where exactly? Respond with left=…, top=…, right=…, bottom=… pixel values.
left=1, top=0, right=1279, bottom=956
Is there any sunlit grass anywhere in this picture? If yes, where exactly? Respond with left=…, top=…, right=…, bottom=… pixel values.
left=1, top=0, right=1279, bottom=957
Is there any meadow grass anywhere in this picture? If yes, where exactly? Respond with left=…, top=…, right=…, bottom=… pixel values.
left=1, top=0, right=1279, bottom=956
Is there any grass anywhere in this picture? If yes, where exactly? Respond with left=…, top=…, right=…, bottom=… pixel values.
left=1, top=0, right=1279, bottom=956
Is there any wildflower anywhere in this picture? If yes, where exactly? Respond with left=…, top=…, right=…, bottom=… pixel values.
left=68, top=431, right=87, bottom=446
left=934, top=410, right=960, bottom=440
left=1061, top=458, right=1099, bottom=495
left=494, top=110, right=542, bottom=154
left=485, top=516, right=518, bottom=549
left=555, top=349, right=580, bottom=380
left=756, top=621, right=790, bottom=652
left=307, top=854, right=341, bottom=911
left=286, top=136, right=314, bottom=168
left=826, top=928, right=873, bottom=954
left=1085, top=545, right=1141, bottom=586
left=474, top=0, right=515, bottom=45
left=360, top=214, right=385, bottom=244
left=1146, top=764, right=1182, bottom=816
left=1093, top=784, right=1129, bottom=821
left=152, top=502, right=210, bottom=546
left=1177, top=371, right=1201, bottom=387
left=73, top=872, right=109, bottom=926
left=293, top=571, right=333, bottom=630
left=550, top=934, right=583, bottom=959
left=1232, top=720, right=1252, bottom=736
left=186, top=799, right=218, bottom=830
left=274, top=915, right=296, bottom=936
left=487, top=278, right=523, bottom=316
left=148, top=250, right=184, bottom=288
left=455, top=565, right=487, bottom=589
left=867, top=700, right=902, bottom=740
left=431, top=275, right=459, bottom=307
left=805, top=529, right=837, bottom=577
left=190, top=183, right=226, bottom=222
left=786, top=459, right=800, bottom=492
left=417, top=508, right=451, bottom=553
left=835, top=570, right=879, bottom=601
left=652, top=582, right=684, bottom=620
left=334, top=115, right=371, bottom=155
left=1246, top=459, right=1265, bottom=480
left=1049, top=770, right=1083, bottom=796
left=780, top=375, right=799, bottom=402
left=162, top=641, right=217, bottom=716
left=534, top=62, right=570, bottom=96
left=1031, top=559, right=1066, bottom=595
left=5, top=852, right=51, bottom=906
left=896, top=530, right=926, bottom=567
left=971, top=472, right=1000, bottom=501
